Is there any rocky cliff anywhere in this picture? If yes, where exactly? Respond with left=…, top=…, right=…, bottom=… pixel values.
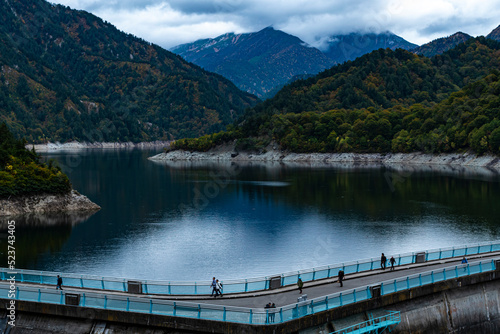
left=0, top=190, right=100, bottom=217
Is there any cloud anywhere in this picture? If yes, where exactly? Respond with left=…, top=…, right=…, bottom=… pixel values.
left=50, top=0, right=500, bottom=49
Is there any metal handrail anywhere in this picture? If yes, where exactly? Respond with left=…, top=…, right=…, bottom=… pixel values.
left=1, top=240, right=499, bottom=295
left=0, top=259, right=496, bottom=325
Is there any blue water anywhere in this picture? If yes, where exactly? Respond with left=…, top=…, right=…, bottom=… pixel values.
left=10, top=149, right=500, bottom=281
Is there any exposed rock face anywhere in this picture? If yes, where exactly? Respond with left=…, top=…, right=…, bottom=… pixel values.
left=149, top=149, right=500, bottom=170
left=0, top=190, right=100, bottom=217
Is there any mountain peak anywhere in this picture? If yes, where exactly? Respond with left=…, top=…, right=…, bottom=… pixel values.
left=171, top=27, right=334, bottom=97
left=413, top=31, right=472, bottom=57
left=487, top=25, right=500, bottom=41
left=322, top=31, right=418, bottom=63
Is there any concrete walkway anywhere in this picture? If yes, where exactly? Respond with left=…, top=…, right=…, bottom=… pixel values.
left=11, top=252, right=500, bottom=310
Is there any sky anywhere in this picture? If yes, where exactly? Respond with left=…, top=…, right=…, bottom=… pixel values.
left=49, top=0, right=500, bottom=50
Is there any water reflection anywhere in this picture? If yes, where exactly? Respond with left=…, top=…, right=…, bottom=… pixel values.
left=11, top=150, right=500, bottom=281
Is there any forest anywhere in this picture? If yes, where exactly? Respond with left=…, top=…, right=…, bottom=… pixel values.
left=0, top=123, right=71, bottom=197
left=0, top=0, right=257, bottom=143
left=171, top=38, right=500, bottom=155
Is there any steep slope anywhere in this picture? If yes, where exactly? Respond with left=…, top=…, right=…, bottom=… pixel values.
left=169, top=37, right=500, bottom=155
left=322, top=31, right=418, bottom=63
left=412, top=32, right=472, bottom=57
left=250, top=37, right=500, bottom=116
left=487, top=24, right=500, bottom=41
left=171, top=27, right=335, bottom=98
left=0, top=0, right=258, bottom=143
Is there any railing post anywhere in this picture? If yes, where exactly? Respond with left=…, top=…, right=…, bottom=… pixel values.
left=38, top=289, right=41, bottom=302
left=370, top=259, right=374, bottom=271
left=327, top=267, right=331, bottom=278
left=21, top=273, right=24, bottom=283
left=144, top=282, right=148, bottom=294
left=406, top=277, right=410, bottom=289
left=40, top=274, right=43, bottom=284
left=197, top=304, right=201, bottom=319
left=280, top=308, right=283, bottom=323
left=104, top=295, right=107, bottom=309
left=123, top=281, right=126, bottom=292
left=356, top=261, right=360, bottom=273
left=126, top=298, right=130, bottom=311
left=101, top=278, right=105, bottom=290
left=173, top=302, right=176, bottom=316
left=245, top=279, right=248, bottom=292
left=195, top=282, right=197, bottom=295
left=455, top=266, right=458, bottom=277
left=249, top=309, right=253, bottom=324
left=80, top=277, right=84, bottom=288
left=339, top=293, right=343, bottom=306
left=439, top=248, right=442, bottom=259
left=452, top=247, right=455, bottom=258
left=223, top=307, right=226, bottom=321
left=168, top=282, right=171, bottom=295
left=353, top=289, right=357, bottom=302
left=479, top=261, right=483, bottom=273
left=431, top=271, right=434, bottom=283
left=150, top=299, right=153, bottom=314
left=312, top=269, right=316, bottom=281
left=443, top=269, right=446, bottom=281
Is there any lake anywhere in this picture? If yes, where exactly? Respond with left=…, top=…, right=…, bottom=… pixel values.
left=5, top=149, right=500, bottom=281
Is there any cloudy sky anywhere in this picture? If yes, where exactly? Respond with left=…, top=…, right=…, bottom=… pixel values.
left=50, top=0, right=500, bottom=50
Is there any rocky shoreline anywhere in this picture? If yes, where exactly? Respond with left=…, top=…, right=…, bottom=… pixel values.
left=149, top=148, right=500, bottom=169
left=0, top=190, right=101, bottom=217
left=27, top=140, right=170, bottom=153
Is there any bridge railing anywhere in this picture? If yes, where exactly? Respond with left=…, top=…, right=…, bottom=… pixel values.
left=0, top=259, right=497, bottom=325
left=1, top=240, right=499, bottom=295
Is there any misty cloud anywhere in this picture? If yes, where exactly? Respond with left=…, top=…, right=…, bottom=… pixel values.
left=51, top=0, right=500, bottom=49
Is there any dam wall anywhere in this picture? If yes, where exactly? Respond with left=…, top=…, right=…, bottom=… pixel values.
left=1, top=270, right=500, bottom=333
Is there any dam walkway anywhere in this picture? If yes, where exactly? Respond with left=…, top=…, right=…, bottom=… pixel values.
left=1, top=241, right=500, bottom=327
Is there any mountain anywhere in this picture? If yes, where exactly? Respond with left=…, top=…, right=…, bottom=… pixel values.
left=487, top=25, right=500, bottom=41
left=170, top=37, right=500, bottom=155
left=412, top=32, right=472, bottom=57
left=0, top=0, right=258, bottom=143
left=322, top=32, right=418, bottom=63
left=171, top=27, right=335, bottom=98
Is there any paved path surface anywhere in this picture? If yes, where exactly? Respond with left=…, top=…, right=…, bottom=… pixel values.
left=9, top=252, right=500, bottom=310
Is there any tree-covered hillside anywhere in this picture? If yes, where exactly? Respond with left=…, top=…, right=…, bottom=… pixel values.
left=0, top=123, right=71, bottom=197
left=170, top=38, right=500, bottom=155
left=0, top=0, right=258, bottom=143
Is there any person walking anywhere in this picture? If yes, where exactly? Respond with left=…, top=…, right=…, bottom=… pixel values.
left=462, top=256, right=468, bottom=272
left=211, top=277, right=217, bottom=297
left=390, top=256, right=396, bottom=271
left=56, top=275, right=63, bottom=290
left=297, top=276, right=303, bottom=294
left=215, top=279, right=223, bottom=297
left=338, top=270, right=344, bottom=287
left=381, top=253, right=387, bottom=270
left=265, top=302, right=271, bottom=323
left=270, top=303, right=276, bottom=323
